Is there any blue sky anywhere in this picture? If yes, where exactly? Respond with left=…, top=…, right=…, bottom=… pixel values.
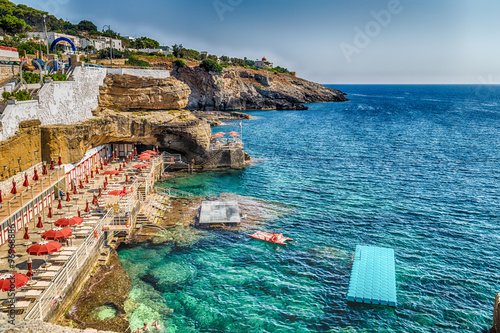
left=14, top=0, right=500, bottom=84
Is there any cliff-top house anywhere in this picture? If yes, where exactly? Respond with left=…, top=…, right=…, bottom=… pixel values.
left=255, top=57, right=273, bottom=69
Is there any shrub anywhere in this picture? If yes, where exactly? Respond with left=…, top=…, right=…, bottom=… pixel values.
left=2, top=91, right=10, bottom=101
left=173, top=59, right=186, bottom=67
left=3, top=90, right=31, bottom=101
left=126, top=56, right=151, bottom=67
left=47, top=73, right=67, bottom=81
left=22, top=72, right=40, bottom=84
left=200, top=59, right=223, bottom=73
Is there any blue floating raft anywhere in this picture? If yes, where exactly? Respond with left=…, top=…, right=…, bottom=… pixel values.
left=347, top=245, right=397, bottom=307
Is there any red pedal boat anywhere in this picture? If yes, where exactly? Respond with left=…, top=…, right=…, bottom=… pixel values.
left=248, top=230, right=292, bottom=245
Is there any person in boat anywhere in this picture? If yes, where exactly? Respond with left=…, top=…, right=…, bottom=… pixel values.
left=270, top=230, right=278, bottom=242
left=142, top=322, right=150, bottom=332
left=152, top=320, right=161, bottom=330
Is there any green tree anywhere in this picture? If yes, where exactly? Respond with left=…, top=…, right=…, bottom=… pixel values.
left=171, top=44, right=183, bottom=57
left=130, top=37, right=159, bottom=49
left=0, top=14, right=27, bottom=33
left=200, top=58, right=223, bottom=73
left=77, top=20, right=97, bottom=32
left=17, top=42, right=36, bottom=56
left=173, top=59, right=186, bottom=67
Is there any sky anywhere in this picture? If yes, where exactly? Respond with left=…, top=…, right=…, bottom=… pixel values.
left=13, top=0, right=500, bottom=84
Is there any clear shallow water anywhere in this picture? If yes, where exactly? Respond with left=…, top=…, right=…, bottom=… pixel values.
left=119, top=85, right=500, bottom=332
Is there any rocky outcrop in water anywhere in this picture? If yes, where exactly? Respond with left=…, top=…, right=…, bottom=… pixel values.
left=66, top=251, right=131, bottom=332
left=41, top=110, right=211, bottom=164
left=98, top=74, right=191, bottom=110
left=172, top=65, right=347, bottom=111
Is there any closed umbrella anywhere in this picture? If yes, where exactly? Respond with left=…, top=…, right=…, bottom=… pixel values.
left=77, top=209, right=81, bottom=218
left=98, top=187, right=102, bottom=197
left=91, top=170, right=94, bottom=178
left=47, top=206, right=53, bottom=218
left=23, top=226, right=30, bottom=240
left=36, top=216, right=43, bottom=228
left=73, top=183, right=78, bottom=194
left=85, top=175, right=89, bottom=183
left=41, top=227, right=73, bottom=240
left=11, top=181, right=17, bottom=195
left=23, top=173, right=29, bottom=187
left=0, top=190, right=2, bottom=203
left=50, top=159, right=55, bottom=170
left=125, top=174, right=129, bottom=182
left=58, top=155, right=62, bottom=166
left=119, top=164, right=123, bottom=172
left=42, top=164, right=47, bottom=175
left=66, top=191, right=71, bottom=202
left=84, top=200, right=90, bottom=213
left=27, top=257, right=33, bottom=278
left=57, top=199, right=62, bottom=209
left=92, top=194, right=98, bottom=205
left=134, top=148, right=137, bottom=156
left=79, top=180, right=84, bottom=189
left=33, top=169, right=39, bottom=181
left=0, top=273, right=30, bottom=292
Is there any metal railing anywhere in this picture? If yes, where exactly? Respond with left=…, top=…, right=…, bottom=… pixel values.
left=24, top=209, right=112, bottom=321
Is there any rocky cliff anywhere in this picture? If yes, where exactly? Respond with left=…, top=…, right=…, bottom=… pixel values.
left=172, top=65, right=347, bottom=111
left=98, top=74, right=191, bottom=110
left=41, top=110, right=211, bottom=164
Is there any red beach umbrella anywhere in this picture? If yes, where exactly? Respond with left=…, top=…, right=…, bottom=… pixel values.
left=133, top=163, right=149, bottom=168
left=50, top=159, right=55, bottom=170
left=143, top=150, right=156, bottom=155
left=0, top=273, right=30, bottom=291
left=138, top=155, right=151, bottom=161
left=23, top=226, right=30, bottom=240
left=41, top=227, right=73, bottom=240
left=66, top=191, right=71, bottom=202
left=103, top=170, right=119, bottom=175
left=57, top=199, right=62, bottom=209
left=33, top=169, right=39, bottom=181
left=47, top=206, right=53, bottom=218
left=27, top=257, right=34, bottom=278
left=229, top=134, right=240, bottom=137
left=58, top=155, right=62, bottom=166
left=84, top=200, right=90, bottom=213
left=10, top=181, right=17, bottom=195
left=54, top=216, right=83, bottom=227
left=36, top=216, right=43, bottom=228
left=42, top=164, right=47, bottom=175
left=27, top=240, right=61, bottom=256
left=23, top=173, right=29, bottom=187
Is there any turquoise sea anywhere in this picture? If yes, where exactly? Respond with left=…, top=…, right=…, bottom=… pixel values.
left=118, top=85, right=500, bottom=332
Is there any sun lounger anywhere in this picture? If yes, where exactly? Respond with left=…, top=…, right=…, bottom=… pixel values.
left=17, top=289, right=43, bottom=299
left=34, top=270, right=57, bottom=279
left=28, top=281, right=51, bottom=289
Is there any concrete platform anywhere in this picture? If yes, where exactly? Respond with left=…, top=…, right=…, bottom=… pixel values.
left=198, top=200, right=240, bottom=226
left=347, top=245, right=397, bottom=307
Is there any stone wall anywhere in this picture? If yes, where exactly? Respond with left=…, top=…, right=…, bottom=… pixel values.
left=0, top=66, right=106, bottom=141
left=0, top=64, right=18, bottom=87
left=106, top=68, right=170, bottom=78
left=0, top=120, right=42, bottom=181
left=201, top=149, right=247, bottom=170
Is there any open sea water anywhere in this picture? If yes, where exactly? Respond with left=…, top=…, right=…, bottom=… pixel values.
left=118, top=85, right=500, bottom=332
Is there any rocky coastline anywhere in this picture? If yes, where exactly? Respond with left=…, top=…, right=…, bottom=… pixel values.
left=172, top=65, right=348, bottom=111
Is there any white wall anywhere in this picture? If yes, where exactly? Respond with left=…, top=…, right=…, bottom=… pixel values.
left=0, top=49, right=19, bottom=60
left=0, top=66, right=106, bottom=141
left=106, top=68, right=170, bottom=78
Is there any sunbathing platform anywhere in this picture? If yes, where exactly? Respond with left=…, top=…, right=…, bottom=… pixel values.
left=198, top=200, right=240, bottom=227
left=347, top=245, right=397, bottom=307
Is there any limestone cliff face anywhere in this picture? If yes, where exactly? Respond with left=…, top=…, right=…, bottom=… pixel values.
left=172, top=65, right=348, bottom=111
left=41, top=110, right=211, bottom=165
left=98, top=74, right=191, bottom=110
